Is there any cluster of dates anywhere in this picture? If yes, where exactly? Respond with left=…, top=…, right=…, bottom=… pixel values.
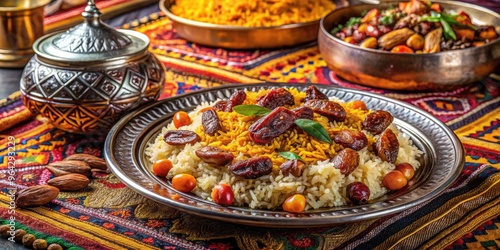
left=160, top=86, right=416, bottom=210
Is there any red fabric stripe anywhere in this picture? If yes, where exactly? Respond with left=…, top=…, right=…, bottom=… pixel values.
left=0, top=207, right=111, bottom=250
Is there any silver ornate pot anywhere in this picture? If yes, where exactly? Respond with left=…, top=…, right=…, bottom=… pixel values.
left=20, top=0, right=165, bottom=134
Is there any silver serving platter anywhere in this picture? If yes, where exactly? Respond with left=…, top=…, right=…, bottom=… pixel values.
left=104, top=83, right=464, bottom=228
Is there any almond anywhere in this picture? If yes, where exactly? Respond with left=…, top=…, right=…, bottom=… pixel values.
left=47, top=160, right=91, bottom=177
left=47, top=174, right=90, bottom=191
left=16, top=185, right=59, bottom=208
left=64, top=154, right=108, bottom=171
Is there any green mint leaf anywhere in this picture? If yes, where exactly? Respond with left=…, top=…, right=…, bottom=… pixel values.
left=279, top=151, right=303, bottom=161
left=233, top=105, right=271, bottom=116
left=294, top=119, right=332, bottom=144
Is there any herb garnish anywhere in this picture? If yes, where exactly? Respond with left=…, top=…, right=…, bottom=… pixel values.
left=294, top=119, right=332, bottom=144
left=279, top=151, right=303, bottom=161
left=421, top=11, right=477, bottom=40
left=233, top=105, right=271, bottom=116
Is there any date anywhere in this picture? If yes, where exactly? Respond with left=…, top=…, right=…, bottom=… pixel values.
left=228, top=156, right=272, bottom=179
left=164, top=130, right=201, bottom=145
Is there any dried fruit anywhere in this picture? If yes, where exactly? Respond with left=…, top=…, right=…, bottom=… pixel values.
left=257, top=88, right=294, bottom=110
left=22, top=234, right=36, bottom=247
left=332, top=148, right=360, bottom=176
left=334, top=130, right=368, bottom=151
left=304, top=99, right=346, bottom=122
left=228, top=157, right=272, bottom=179
left=248, top=107, right=296, bottom=144
left=163, top=130, right=201, bottom=146
left=33, top=239, right=48, bottom=250
left=374, top=129, right=399, bottom=163
left=47, top=174, right=90, bottom=191
left=346, top=182, right=370, bottom=205
left=195, top=146, right=234, bottom=166
left=64, top=153, right=107, bottom=170
left=202, top=109, right=222, bottom=136
left=47, top=160, right=92, bottom=177
left=362, top=110, right=394, bottom=135
left=305, top=86, right=328, bottom=101
left=292, top=106, right=314, bottom=120
left=424, top=28, right=442, bottom=53
left=16, top=185, right=59, bottom=208
left=279, top=160, right=306, bottom=177
left=378, top=28, right=415, bottom=50
left=225, top=90, right=247, bottom=112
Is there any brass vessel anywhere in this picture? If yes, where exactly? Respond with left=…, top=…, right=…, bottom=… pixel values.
left=318, top=0, right=500, bottom=90
left=0, top=0, right=51, bottom=68
left=20, top=0, right=165, bottom=134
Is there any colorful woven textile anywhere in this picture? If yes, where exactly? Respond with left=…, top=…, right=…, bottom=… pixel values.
left=1, top=9, right=500, bottom=250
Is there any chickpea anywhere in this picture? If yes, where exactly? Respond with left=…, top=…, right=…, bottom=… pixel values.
left=211, top=184, right=234, bottom=205
left=406, top=34, right=424, bottom=50
left=395, top=163, right=415, bottom=180
left=172, top=174, right=196, bottom=193
left=383, top=170, right=408, bottom=190
left=152, top=159, right=173, bottom=177
left=282, top=194, right=306, bottom=213
left=173, top=111, right=192, bottom=128
left=33, top=239, right=48, bottom=250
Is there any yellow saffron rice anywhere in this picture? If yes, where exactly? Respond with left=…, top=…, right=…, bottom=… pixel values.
left=170, top=0, right=336, bottom=27
left=146, top=88, right=422, bottom=210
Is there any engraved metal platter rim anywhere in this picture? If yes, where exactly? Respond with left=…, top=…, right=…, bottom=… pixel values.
left=104, top=83, right=464, bottom=227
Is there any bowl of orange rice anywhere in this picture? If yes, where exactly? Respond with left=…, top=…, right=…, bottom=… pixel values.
left=159, top=0, right=348, bottom=49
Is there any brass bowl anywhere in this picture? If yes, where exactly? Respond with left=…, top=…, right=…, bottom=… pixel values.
left=160, top=0, right=348, bottom=49
left=0, top=0, right=51, bottom=68
left=318, top=0, right=500, bottom=90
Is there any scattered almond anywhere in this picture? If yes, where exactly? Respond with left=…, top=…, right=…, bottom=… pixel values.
left=47, top=174, right=90, bottom=191
left=16, top=185, right=59, bottom=208
left=64, top=154, right=107, bottom=171
left=47, top=160, right=91, bottom=177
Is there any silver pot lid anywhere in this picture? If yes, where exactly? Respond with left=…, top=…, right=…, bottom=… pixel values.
left=33, top=0, right=149, bottom=64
